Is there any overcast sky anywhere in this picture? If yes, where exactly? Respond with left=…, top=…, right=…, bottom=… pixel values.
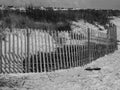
left=0, top=0, right=120, bottom=9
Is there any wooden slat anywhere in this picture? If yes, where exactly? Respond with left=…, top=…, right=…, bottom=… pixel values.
left=76, top=31, right=79, bottom=67
left=8, top=33, right=12, bottom=73
left=24, top=29, right=27, bottom=73
left=17, top=31, right=19, bottom=58
left=3, top=36, right=7, bottom=73
left=42, top=30, right=46, bottom=72
left=52, top=31, right=56, bottom=70
left=38, top=30, right=42, bottom=72
left=32, top=30, right=35, bottom=72
left=57, top=31, right=62, bottom=69
left=74, top=31, right=77, bottom=67
left=68, top=31, right=71, bottom=68
left=27, top=29, right=30, bottom=73
left=64, top=31, right=69, bottom=68
left=54, top=30, right=59, bottom=70
left=47, top=30, right=52, bottom=71
left=20, top=31, right=24, bottom=73
left=35, top=29, right=39, bottom=72
left=44, top=30, right=48, bottom=71
left=70, top=31, right=74, bottom=67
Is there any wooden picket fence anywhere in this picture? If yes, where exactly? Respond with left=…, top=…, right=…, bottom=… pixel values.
left=0, top=25, right=117, bottom=73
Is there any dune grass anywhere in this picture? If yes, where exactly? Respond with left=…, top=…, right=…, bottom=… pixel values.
left=0, top=8, right=120, bottom=31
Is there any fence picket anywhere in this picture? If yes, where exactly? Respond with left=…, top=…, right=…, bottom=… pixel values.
left=61, top=31, right=66, bottom=69
left=35, top=30, right=38, bottom=72
left=88, top=28, right=90, bottom=63
left=24, top=29, right=27, bottom=73
left=51, top=30, right=55, bottom=70
left=4, top=34, right=7, bottom=73
left=57, top=31, right=62, bottom=69
left=56, top=30, right=60, bottom=70
left=42, top=30, right=46, bottom=72
left=44, top=30, right=49, bottom=71
left=8, top=33, right=12, bottom=73
left=0, top=33, right=2, bottom=73
left=31, top=30, right=35, bottom=72
left=47, top=30, right=51, bottom=71
left=70, top=31, right=74, bottom=67
left=76, top=32, right=79, bottom=67
left=20, top=31, right=24, bottom=73
left=38, top=30, right=42, bottom=72
left=68, top=31, right=71, bottom=68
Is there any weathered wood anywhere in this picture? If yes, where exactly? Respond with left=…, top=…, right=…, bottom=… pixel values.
left=0, top=34, right=2, bottom=73
left=88, top=28, right=90, bottom=62
left=27, top=28, right=30, bottom=73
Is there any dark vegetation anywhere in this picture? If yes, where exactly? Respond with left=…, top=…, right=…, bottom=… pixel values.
left=0, top=6, right=120, bottom=31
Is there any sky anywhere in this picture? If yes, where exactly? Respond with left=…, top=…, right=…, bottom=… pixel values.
left=0, top=0, right=120, bottom=9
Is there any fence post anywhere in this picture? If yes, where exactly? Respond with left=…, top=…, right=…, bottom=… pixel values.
left=0, top=33, right=2, bottom=74
left=88, top=28, right=90, bottom=62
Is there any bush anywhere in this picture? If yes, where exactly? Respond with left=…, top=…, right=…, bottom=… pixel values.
left=1, top=8, right=120, bottom=31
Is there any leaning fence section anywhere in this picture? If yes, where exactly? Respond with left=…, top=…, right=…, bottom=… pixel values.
left=0, top=25, right=118, bottom=74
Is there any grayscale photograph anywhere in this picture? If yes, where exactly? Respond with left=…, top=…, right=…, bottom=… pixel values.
left=0, top=0, right=120, bottom=90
